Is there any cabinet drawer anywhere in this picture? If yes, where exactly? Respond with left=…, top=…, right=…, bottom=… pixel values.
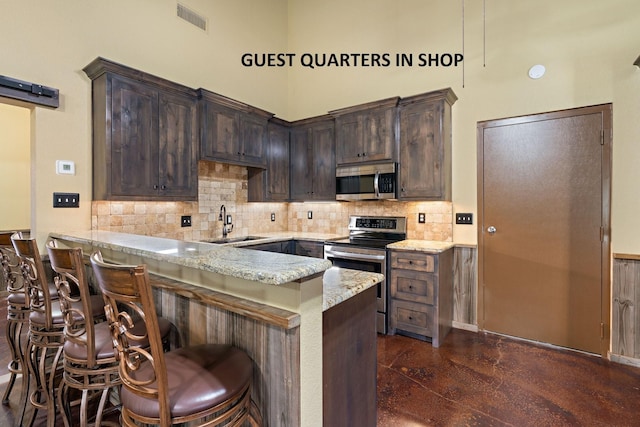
left=390, top=269, right=434, bottom=304
left=390, top=251, right=434, bottom=272
left=390, top=299, right=434, bottom=337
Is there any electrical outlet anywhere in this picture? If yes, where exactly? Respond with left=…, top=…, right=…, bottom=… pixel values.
left=226, top=214, right=232, bottom=225
left=418, top=213, right=426, bottom=223
left=271, top=213, right=276, bottom=222
left=307, top=211, right=313, bottom=219
left=455, top=213, right=473, bottom=225
left=53, top=192, right=79, bottom=208
left=181, top=215, right=192, bottom=227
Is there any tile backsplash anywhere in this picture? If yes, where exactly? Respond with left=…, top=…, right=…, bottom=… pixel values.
left=92, top=161, right=452, bottom=242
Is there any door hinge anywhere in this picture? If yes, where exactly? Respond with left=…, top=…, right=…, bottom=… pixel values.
left=600, top=227, right=604, bottom=241
left=600, top=322, right=605, bottom=339
left=600, top=130, right=605, bottom=145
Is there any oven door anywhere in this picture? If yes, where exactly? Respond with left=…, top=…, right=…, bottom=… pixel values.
left=324, top=244, right=387, bottom=333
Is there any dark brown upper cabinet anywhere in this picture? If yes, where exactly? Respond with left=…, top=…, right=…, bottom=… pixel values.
left=398, top=88, right=457, bottom=201
left=198, top=89, right=273, bottom=168
left=83, top=57, right=198, bottom=201
left=330, top=97, right=399, bottom=166
left=248, top=118, right=291, bottom=202
left=290, top=115, right=336, bottom=201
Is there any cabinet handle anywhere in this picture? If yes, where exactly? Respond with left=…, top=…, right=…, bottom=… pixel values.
left=161, top=185, right=167, bottom=190
left=363, top=152, right=366, bottom=157
left=401, top=187, right=406, bottom=192
left=357, top=153, right=361, bottom=157
left=408, top=260, right=413, bottom=265
left=237, top=151, right=242, bottom=155
left=153, top=185, right=158, bottom=190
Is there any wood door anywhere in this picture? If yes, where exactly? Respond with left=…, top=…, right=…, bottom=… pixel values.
left=110, top=76, right=159, bottom=197
left=289, top=126, right=312, bottom=201
left=399, top=99, right=451, bottom=200
left=310, top=120, right=336, bottom=200
left=478, top=105, right=611, bottom=356
left=265, top=122, right=290, bottom=201
left=362, top=107, right=395, bottom=162
left=200, top=101, right=239, bottom=162
left=334, top=113, right=362, bottom=165
left=158, top=91, right=197, bottom=199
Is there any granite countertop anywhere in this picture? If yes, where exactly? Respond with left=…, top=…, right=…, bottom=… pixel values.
left=207, top=231, right=347, bottom=247
left=323, top=267, right=383, bottom=311
left=387, top=239, right=456, bottom=253
left=50, top=230, right=332, bottom=286
left=49, top=231, right=384, bottom=312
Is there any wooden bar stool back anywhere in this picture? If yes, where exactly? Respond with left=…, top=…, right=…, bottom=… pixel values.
left=11, top=232, right=65, bottom=427
left=90, top=251, right=262, bottom=427
left=0, top=231, right=29, bottom=407
left=46, top=240, right=121, bottom=427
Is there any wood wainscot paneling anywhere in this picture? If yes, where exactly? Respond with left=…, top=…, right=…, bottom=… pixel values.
left=148, top=274, right=301, bottom=426
left=611, top=254, right=640, bottom=366
left=453, top=245, right=477, bottom=329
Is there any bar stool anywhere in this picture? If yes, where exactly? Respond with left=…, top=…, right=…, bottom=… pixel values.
left=11, top=232, right=66, bottom=427
left=0, top=231, right=29, bottom=408
left=46, top=240, right=175, bottom=427
left=90, top=251, right=262, bottom=427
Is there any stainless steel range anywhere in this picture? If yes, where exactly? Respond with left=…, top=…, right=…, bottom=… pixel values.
left=324, top=216, right=407, bottom=334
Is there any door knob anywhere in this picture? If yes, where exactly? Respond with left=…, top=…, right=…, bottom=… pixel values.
left=487, top=226, right=497, bottom=234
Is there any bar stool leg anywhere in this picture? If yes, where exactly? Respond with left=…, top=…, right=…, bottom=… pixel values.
left=25, top=341, right=63, bottom=427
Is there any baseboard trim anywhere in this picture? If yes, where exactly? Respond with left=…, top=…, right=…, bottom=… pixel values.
left=609, top=352, right=640, bottom=368
left=452, top=321, right=478, bottom=332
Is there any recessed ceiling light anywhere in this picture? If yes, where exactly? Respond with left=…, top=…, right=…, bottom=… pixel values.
left=528, top=64, right=546, bottom=79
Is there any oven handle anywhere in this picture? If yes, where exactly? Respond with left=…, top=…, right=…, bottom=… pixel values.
left=325, top=249, right=386, bottom=262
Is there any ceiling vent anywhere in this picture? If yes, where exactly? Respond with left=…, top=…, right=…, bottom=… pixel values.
left=177, top=3, right=207, bottom=32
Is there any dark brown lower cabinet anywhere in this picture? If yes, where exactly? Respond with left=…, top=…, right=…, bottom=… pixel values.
left=323, top=286, right=377, bottom=427
left=388, top=248, right=454, bottom=347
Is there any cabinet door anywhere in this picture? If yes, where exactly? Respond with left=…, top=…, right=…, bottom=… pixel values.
left=201, top=101, right=240, bottom=162
left=158, top=91, right=198, bottom=199
left=335, top=114, right=363, bottom=165
left=362, top=107, right=395, bottom=162
left=110, top=77, right=159, bottom=197
left=289, top=127, right=313, bottom=201
left=266, top=122, right=290, bottom=201
left=239, top=113, right=267, bottom=167
left=399, top=101, right=445, bottom=200
left=310, top=121, right=336, bottom=200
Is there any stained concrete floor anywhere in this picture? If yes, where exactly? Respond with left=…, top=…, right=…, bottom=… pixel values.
left=377, top=330, right=640, bottom=426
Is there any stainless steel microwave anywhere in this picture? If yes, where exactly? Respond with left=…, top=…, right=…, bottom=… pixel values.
left=335, top=163, right=397, bottom=201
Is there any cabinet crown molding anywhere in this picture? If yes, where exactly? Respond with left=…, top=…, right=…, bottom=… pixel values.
left=83, top=57, right=196, bottom=97
left=329, top=96, right=400, bottom=117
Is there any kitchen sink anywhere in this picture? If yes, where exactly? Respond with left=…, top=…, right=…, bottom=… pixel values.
left=203, top=236, right=266, bottom=244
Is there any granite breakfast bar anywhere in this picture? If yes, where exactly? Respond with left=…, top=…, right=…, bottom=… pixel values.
left=49, top=230, right=383, bottom=427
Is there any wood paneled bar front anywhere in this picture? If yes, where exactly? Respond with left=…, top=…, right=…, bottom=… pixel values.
left=49, top=230, right=382, bottom=426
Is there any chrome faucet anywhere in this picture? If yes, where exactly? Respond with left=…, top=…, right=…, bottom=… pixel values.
left=219, top=205, right=233, bottom=238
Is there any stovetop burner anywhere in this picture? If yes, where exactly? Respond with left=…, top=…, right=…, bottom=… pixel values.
left=327, top=216, right=407, bottom=249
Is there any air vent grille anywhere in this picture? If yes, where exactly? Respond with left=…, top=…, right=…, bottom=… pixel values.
left=177, top=3, right=207, bottom=32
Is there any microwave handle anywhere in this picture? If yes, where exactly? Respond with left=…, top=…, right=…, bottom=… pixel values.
left=374, top=170, right=380, bottom=198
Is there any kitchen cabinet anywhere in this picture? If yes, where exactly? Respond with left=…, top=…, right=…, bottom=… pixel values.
left=248, top=118, right=290, bottom=202
left=398, top=88, right=457, bottom=201
left=83, top=57, right=198, bottom=201
left=388, top=248, right=453, bottom=347
left=330, top=97, right=399, bottom=166
left=199, top=89, right=273, bottom=168
left=245, top=240, right=293, bottom=254
left=290, top=116, right=336, bottom=201
left=293, top=240, right=324, bottom=258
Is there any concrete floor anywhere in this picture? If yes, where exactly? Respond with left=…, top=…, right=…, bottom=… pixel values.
left=377, top=330, right=640, bottom=426
left=2, top=297, right=640, bottom=426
